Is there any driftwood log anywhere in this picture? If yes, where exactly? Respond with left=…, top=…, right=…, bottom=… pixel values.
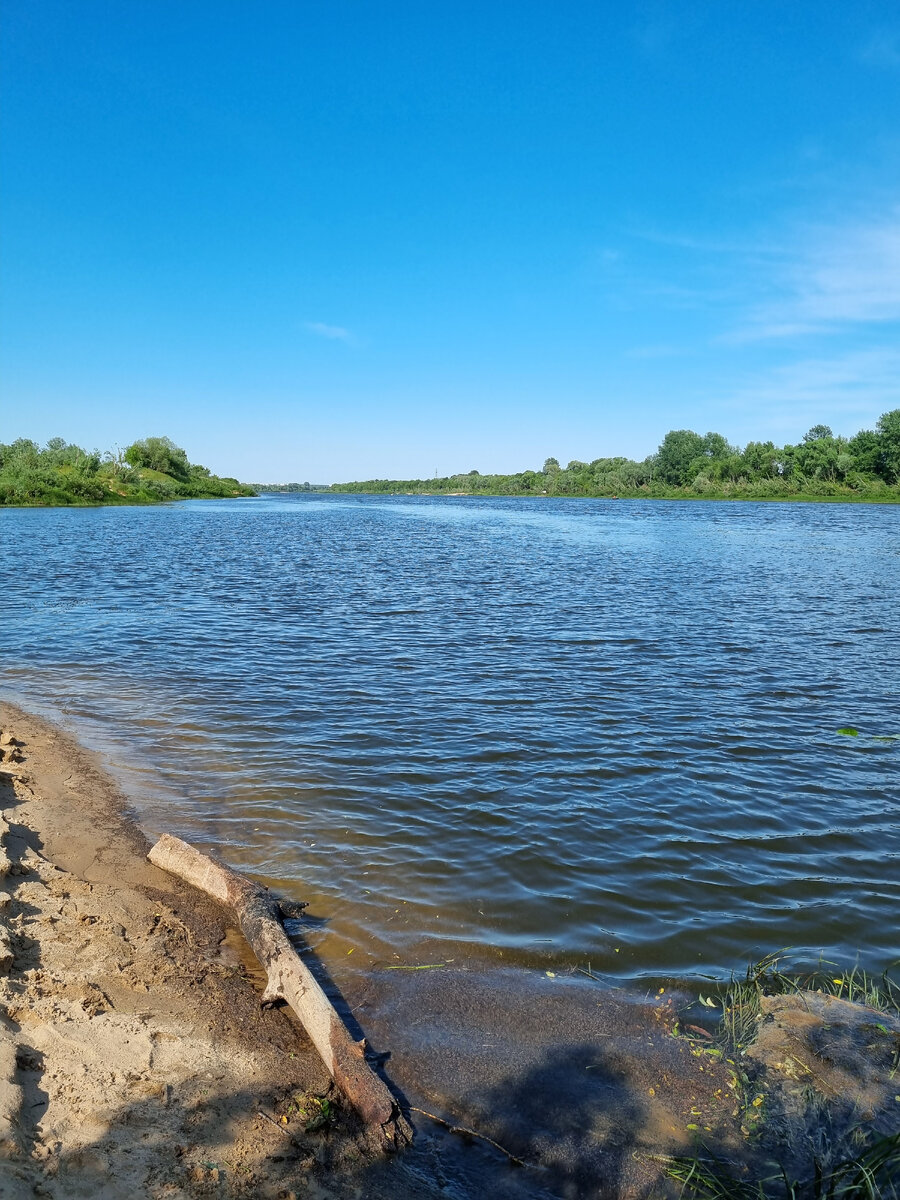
left=147, top=833, right=411, bottom=1151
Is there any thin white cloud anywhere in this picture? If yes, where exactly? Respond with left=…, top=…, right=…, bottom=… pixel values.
left=624, top=205, right=900, bottom=436
left=724, top=348, right=900, bottom=432
left=631, top=227, right=783, bottom=257
left=304, top=321, right=354, bottom=343
left=859, top=29, right=900, bottom=68
left=632, top=207, right=900, bottom=337
left=728, top=209, right=900, bottom=341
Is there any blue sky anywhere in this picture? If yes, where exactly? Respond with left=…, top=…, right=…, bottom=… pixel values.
left=3, top=2, right=899, bottom=482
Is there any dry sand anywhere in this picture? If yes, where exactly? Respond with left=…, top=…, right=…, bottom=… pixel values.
left=1, top=700, right=897, bottom=1200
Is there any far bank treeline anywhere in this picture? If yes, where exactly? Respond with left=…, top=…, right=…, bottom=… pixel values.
left=329, top=409, right=900, bottom=501
left=0, top=436, right=254, bottom=506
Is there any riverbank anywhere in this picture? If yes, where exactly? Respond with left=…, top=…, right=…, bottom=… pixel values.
left=0, top=437, right=254, bottom=507
left=0, top=495, right=256, bottom=509
left=322, top=487, right=900, bottom=503
left=0, top=703, right=428, bottom=1199
left=2, top=701, right=898, bottom=1199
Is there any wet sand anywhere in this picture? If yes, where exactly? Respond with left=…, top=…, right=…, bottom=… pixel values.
left=2, top=700, right=897, bottom=1199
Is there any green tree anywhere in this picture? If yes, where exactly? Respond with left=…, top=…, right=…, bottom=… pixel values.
left=741, top=441, right=780, bottom=479
left=848, top=429, right=881, bottom=475
left=792, top=433, right=844, bottom=481
left=124, top=437, right=190, bottom=481
left=5, top=438, right=41, bottom=467
left=718, top=453, right=746, bottom=483
left=655, top=430, right=705, bottom=485
left=876, top=408, right=900, bottom=482
left=701, top=431, right=733, bottom=460
left=803, top=424, right=834, bottom=443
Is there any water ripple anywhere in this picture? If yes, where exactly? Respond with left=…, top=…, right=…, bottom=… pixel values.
left=1, top=495, right=898, bottom=981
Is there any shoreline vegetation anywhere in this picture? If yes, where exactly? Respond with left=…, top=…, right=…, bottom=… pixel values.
left=0, top=436, right=254, bottom=507
left=5, top=411, right=900, bottom=508
left=280, top=410, right=900, bottom=504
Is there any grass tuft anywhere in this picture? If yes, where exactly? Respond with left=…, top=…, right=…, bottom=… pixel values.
left=700, top=953, right=900, bottom=1057
left=662, top=955, right=900, bottom=1199
left=660, top=1132, right=900, bottom=1199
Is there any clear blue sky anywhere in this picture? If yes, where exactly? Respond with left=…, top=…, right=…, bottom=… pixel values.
left=3, top=2, right=899, bottom=482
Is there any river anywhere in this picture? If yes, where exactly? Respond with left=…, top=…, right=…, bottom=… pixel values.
left=2, top=494, right=898, bottom=986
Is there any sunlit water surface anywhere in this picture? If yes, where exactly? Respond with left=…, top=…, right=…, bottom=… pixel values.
left=2, top=495, right=898, bottom=987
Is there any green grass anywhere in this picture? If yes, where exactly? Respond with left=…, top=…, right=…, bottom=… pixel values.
left=668, top=952, right=900, bottom=1057
left=713, top=953, right=900, bottom=1055
left=661, top=955, right=900, bottom=1198
left=660, top=1132, right=900, bottom=1199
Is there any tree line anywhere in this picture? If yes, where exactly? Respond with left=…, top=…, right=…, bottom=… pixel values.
left=330, top=409, right=900, bottom=501
left=0, top=435, right=254, bottom=506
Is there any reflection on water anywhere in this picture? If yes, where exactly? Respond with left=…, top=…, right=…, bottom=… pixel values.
left=2, top=495, right=898, bottom=983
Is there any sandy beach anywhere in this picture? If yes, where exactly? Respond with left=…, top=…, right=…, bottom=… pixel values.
left=0, top=703, right=437, bottom=1199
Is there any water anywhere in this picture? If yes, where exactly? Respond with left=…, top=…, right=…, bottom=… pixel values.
left=2, top=495, right=898, bottom=985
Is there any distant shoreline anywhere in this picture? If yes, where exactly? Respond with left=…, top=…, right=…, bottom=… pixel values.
left=256, top=488, right=900, bottom=505
left=305, top=409, right=900, bottom=503
left=0, top=494, right=255, bottom=510
left=8, top=489, right=897, bottom=509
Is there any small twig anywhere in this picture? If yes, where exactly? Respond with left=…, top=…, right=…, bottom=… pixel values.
left=408, top=1105, right=530, bottom=1168
left=257, top=1110, right=304, bottom=1148
left=384, top=962, right=450, bottom=970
